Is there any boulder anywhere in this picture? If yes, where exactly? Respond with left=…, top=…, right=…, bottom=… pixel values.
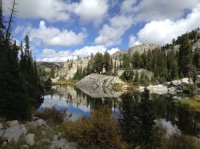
left=25, top=134, right=35, bottom=146
left=20, top=144, right=29, bottom=149
left=20, top=124, right=28, bottom=135
left=76, top=73, right=124, bottom=98
left=0, top=123, right=3, bottom=129
left=8, top=120, right=19, bottom=127
left=0, top=122, right=27, bottom=143
left=147, top=85, right=168, bottom=94
left=50, top=138, right=68, bottom=149
left=35, top=119, right=46, bottom=126
left=26, top=119, right=47, bottom=129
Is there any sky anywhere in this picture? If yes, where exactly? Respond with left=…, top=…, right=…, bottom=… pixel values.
left=3, top=0, right=200, bottom=62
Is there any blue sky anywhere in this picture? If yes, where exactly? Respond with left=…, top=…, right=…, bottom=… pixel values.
left=3, top=0, right=200, bottom=61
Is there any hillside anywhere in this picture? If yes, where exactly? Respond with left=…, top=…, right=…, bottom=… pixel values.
left=37, top=28, right=200, bottom=83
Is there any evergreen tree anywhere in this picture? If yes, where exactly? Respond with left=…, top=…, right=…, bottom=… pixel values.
left=134, top=71, right=139, bottom=84
left=103, top=51, right=112, bottom=74
left=131, top=52, right=140, bottom=69
left=178, top=35, right=193, bottom=77
left=92, top=52, right=103, bottom=74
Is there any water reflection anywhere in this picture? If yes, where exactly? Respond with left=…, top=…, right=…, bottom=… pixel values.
left=40, top=85, right=200, bottom=139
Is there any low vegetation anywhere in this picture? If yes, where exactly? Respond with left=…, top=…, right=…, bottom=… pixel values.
left=63, top=107, right=128, bottom=149
left=112, top=83, right=139, bottom=92
left=176, top=95, right=200, bottom=112
left=160, top=135, right=200, bottom=149
left=37, top=108, right=67, bottom=124
left=52, top=79, right=77, bottom=86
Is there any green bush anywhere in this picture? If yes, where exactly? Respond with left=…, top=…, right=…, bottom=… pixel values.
left=63, top=107, right=127, bottom=149
left=120, top=69, right=134, bottom=82
left=182, top=84, right=198, bottom=95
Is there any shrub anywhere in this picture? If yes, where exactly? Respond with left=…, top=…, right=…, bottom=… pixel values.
left=63, top=107, right=127, bottom=149
left=37, top=108, right=67, bottom=123
left=182, top=84, right=198, bottom=95
left=120, top=69, right=134, bottom=82
left=161, top=135, right=200, bottom=149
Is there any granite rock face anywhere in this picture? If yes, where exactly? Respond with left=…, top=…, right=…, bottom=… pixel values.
left=128, top=43, right=158, bottom=55
left=58, top=59, right=89, bottom=80
left=76, top=73, right=124, bottom=98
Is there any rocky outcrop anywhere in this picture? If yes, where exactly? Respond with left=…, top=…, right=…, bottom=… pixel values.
left=25, top=133, right=35, bottom=146
left=139, top=85, right=176, bottom=95
left=128, top=43, right=158, bottom=55
left=76, top=73, right=124, bottom=98
left=139, top=78, right=193, bottom=95
left=58, top=59, right=89, bottom=80
left=112, top=51, right=127, bottom=59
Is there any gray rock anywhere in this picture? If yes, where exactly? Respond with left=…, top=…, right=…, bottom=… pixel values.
left=76, top=73, right=124, bottom=98
left=50, top=138, right=69, bottom=149
left=0, top=123, right=3, bottom=129
left=128, top=43, right=158, bottom=55
left=35, top=119, right=46, bottom=126
left=26, top=119, right=47, bottom=129
left=20, top=144, right=29, bottom=149
left=20, top=124, right=28, bottom=135
left=8, top=120, right=19, bottom=127
left=25, top=133, right=35, bottom=146
left=41, top=131, right=46, bottom=136
left=0, top=122, right=26, bottom=143
left=53, top=135, right=58, bottom=140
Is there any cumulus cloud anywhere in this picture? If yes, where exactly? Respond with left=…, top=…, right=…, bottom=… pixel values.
left=129, top=35, right=141, bottom=47
left=95, top=15, right=133, bottom=47
left=4, top=0, right=70, bottom=22
left=121, top=0, right=200, bottom=22
left=22, top=21, right=86, bottom=47
left=95, top=0, right=200, bottom=47
left=136, top=4, right=200, bottom=45
left=70, top=0, right=109, bottom=26
left=4, top=0, right=109, bottom=25
left=38, top=45, right=120, bottom=62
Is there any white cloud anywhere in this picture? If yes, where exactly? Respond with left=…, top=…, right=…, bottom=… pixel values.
left=121, top=0, right=200, bottom=22
left=23, top=21, right=86, bottom=47
left=68, top=0, right=109, bottom=26
left=4, top=0, right=70, bottom=22
left=129, top=35, right=141, bottom=47
left=95, top=15, right=133, bottom=47
left=136, top=4, right=200, bottom=45
left=95, top=0, right=200, bottom=47
left=38, top=45, right=120, bottom=62
left=121, top=0, right=137, bottom=14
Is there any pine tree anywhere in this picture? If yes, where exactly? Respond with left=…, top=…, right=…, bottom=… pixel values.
left=92, top=52, right=103, bottom=74
left=178, top=35, right=193, bottom=77
left=103, top=51, right=112, bottom=74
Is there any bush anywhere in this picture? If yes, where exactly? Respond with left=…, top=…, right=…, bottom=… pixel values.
left=63, top=107, right=127, bottom=149
left=120, top=69, right=134, bottom=82
left=161, top=135, right=200, bottom=149
left=182, top=84, right=198, bottom=95
left=37, top=108, right=67, bottom=123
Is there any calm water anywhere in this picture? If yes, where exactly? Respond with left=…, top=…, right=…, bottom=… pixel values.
left=40, top=85, right=200, bottom=139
